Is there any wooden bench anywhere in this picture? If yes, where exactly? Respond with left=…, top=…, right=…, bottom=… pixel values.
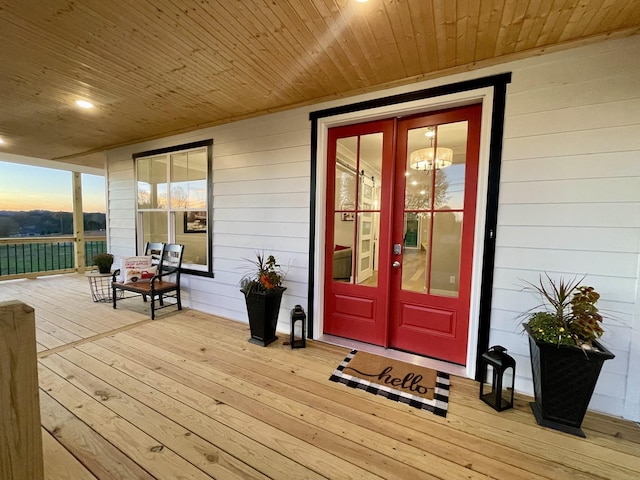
left=112, top=243, right=184, bottom=320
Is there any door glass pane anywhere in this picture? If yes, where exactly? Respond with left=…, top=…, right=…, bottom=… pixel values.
left=333, top=212, right=354, bottom=283
left=358, top=133, right=383, bottom=209
left=436, top=121, right=467, bottom=210
left=402, top=121, right=467, bottom=297
left=402, top=212, right=430, bottom=292
left=335, top=137, right=357, bottom=211
left=356, top=212, right=379, bottom=286
left=405, top=127, right=435, bottom=209
left=430, top=212, right=462, bottom=297
left=404, top=213, right=418, bottom=248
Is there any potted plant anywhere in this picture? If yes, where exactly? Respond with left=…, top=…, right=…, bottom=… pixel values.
left=522, top=273, right=614, bottom=437
left=240, top=253, right=287, bottom=346
left=92, top=253, right=114, bottom=274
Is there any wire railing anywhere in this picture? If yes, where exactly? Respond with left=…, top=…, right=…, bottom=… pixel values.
left=0, top=236, right=107, bottom=278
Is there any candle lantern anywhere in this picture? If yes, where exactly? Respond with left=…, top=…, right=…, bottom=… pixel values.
left=479, top=345, right=515, bottom=412
left=290, top=305, right=306, bottom=349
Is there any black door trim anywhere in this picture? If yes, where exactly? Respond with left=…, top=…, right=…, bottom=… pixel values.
left=308, top=73, right=511, bottom=377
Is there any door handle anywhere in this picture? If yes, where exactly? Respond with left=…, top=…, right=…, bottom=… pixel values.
left=392, top=261, right=401, bottom=268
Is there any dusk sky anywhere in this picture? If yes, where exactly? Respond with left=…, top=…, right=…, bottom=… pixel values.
left=0, top=162, right=106, bottom=212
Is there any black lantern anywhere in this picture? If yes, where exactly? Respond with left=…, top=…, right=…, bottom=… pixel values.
left=290, top=305, right=306, bottom=349
left=479, top=345, right=515, bottom=412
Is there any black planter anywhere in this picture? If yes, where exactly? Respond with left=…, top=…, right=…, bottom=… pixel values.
left=525, top=324, right=614, bottom=437
left=242, top=287, right=286, bottom=346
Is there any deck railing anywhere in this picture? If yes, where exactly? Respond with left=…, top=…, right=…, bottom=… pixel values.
left=0, top=236, right=107, bottom=279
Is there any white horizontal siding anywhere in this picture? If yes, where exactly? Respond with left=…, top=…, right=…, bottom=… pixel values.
left=498, top=203, right=640, bottom=228
left=496, top=225, right=640, bottom=254
left=501, top=152, right=638, bottom=181
left=507, top=76, right=640, bottom=116
left=105, top=156, right=135, bottom=261
left=106, top=108, right=311, bottom=333
left=491, top=35, right=640, bottom=419
left=105, top=35, right=640, bottom=420
left=213, top=192, right=309, bottom=209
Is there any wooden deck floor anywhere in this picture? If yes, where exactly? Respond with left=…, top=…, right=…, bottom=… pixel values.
left=2, top=273, right=640, bottom=479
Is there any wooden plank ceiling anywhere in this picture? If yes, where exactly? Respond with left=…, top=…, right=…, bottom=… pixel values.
left=0, top=0, right=639, bottom=167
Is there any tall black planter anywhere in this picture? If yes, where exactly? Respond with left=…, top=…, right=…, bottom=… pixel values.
left=242, top=287, right=286, bottom=346
left=525, top=324, right=614, bottom=438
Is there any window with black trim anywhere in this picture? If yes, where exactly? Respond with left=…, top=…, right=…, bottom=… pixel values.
left=134, top=140, right=213, bottom=276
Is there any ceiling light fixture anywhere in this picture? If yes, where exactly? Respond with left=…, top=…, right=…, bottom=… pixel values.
left=75, top=100, right=94, bottom=109
left=410, top=147, right=453, bottom=171
left=0, top=137, right=4, bottom=144
left=409, top=128, right=453, bottom=170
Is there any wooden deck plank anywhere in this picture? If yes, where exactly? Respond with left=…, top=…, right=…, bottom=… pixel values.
left=0, top=274, right=637, bottom=480
left=78, top=337, right=400, bottom=479
left=121, top=317, right=639, bottom=480
left=38, top=363, right=215, bottom=480
left=95, top=328, right=539, bottom=480
left=78, top=336, right=384, bottom=479
left=39, top=389, right=155, bottom=480
left=41, top=428, right=98, bottom=480
left=69, top=338, right=361, bottom=478
left=41, top=352, right=274, bottom=480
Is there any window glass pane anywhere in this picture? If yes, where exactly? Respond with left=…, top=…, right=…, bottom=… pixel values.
left=136, top=142, right=211, bottom=273
left=175, top=212, right=207, bottom=270
left=141, top=211, right=168, bottom=245
left=170, top=152, right=189, bottom=208
left=187, top=149, right=207, bottom=209
left=169, top=148, right=207, bottom=209
left=137, top=157, right=152, bottom=208
left=430, top=212, right=462, bottom=297
left=138, top=156, right=168, bottom=209
left=335, top=136, right=357, bottom=211
left=333, top=212, right=354, bottom=283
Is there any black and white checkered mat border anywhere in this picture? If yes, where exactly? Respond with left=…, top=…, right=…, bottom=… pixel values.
left=329, top=349, right=450, bottom=417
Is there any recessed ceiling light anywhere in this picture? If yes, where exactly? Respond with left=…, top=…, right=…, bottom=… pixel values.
left=356, top=0, right=368, bottom=3
left=75, top=100, right=94, bottom=109
left=0, top=137, right=4, bottom=144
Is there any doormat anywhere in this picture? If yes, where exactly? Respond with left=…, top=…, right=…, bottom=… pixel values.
left=329, top=350, right=450, bottom=417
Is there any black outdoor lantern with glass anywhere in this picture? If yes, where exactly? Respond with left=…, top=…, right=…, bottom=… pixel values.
left=290, top=305, right=306, bottom=349
left=479, top=345, right=516, bottom=412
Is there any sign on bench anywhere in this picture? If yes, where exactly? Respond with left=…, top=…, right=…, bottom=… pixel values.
left=122, top=256, right=157, bottom=283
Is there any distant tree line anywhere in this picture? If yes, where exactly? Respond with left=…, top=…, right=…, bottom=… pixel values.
left=0, top=210, right=106, bottom=238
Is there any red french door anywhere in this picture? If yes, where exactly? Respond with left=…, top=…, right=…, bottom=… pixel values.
left=389, top=106, right=481, bottom=364
left=324, top=105, right=481, bottom=365
left=323, top=119, right=395, bottom=345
